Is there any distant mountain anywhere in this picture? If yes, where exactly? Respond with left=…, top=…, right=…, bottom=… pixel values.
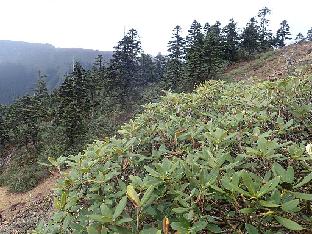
left=0, top=40, right=112, bottom=104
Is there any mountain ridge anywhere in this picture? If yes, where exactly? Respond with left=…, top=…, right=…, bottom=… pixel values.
left=0, top=40, right=113, bottom=104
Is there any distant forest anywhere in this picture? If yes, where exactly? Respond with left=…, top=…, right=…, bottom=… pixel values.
left=0, top=7, right=312, bottom=192
left=0, top=41, right=112, bottom=103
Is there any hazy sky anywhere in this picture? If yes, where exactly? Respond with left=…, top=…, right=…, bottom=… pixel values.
left=0, top=0, right=311, bottom=55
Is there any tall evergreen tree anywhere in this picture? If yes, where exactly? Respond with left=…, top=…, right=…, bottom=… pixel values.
left=201, top=21, right=225, bottom=80
left=222, top=19, right=240, bottom=62
left=0, top=108, right=8, bottom=147
left=241, top=17, right=261, bottom=56
left=8, top=96, right=40, bottom=147
left=165, top=25, right=186, bottom=91
left=275, top=20, right=291, bottom=48
left=185, top=20, right=205, bottom=90
left=107, top=29, right=142, bottom=108
left=94, top=55, right=104, bottom=70
left=139, top=53, right=156, bottom=84
left=295, top=33, right=305, bottom=43
left=33, top=72, right=50, bottom=120
left=58, top=62, right=91, bottom=149
left=257, top=7, right=273, bottom=51
left=154, top=53, right=167, bottom=81
left=306, top=27, right=312, bottom=41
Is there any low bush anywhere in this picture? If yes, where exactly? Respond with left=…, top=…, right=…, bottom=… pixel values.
left=35, top=76, right=312, bottom=233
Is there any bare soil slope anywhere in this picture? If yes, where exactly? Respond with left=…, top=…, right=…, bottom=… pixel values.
left=0, top=172, right=60, bottom=233
left=224, top=42, right=312, bottom=81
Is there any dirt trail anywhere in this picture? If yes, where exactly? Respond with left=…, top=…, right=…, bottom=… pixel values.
left=0, top=173, right=59, bottom=211
left=0, top=172, right=61, bottom=233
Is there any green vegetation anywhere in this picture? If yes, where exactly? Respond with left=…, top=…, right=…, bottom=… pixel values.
left=2, top=6, right=296, bottom=193
left=0, top=7, right=312, bottom=233
left=35, top=76, right=312, bottom=233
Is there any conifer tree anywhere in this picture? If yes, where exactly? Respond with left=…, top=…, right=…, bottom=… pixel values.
left=139, top=54, right=156, bottom=84
left=8, top=96, right=40, bottom=147
left=307, top=27, right=312, bottom=41
left=154, top=53, right=167, bottom=81
left=257, top=7, right=273, bottom=51
left=94, top=55, right=104, bottom=70
left=275, top=20, right=291, bottom=48
left=33, top=72, right=50, bottom=120
left=0, top=108, right=8, bottom=147
left=241, top=17, right=261, bottom=56
left=58, top=62, right=90, bottom=149
left=222, top=19, right=240, bottom=62
left=108, top=29, right=142, bottom=108
left=201, top=21, right=225, bottom=80
left=295, top=33, right=305, bottom=43
left=185, top=20, right=205, bottom=90
left=165, top=25, right=186, bottom=91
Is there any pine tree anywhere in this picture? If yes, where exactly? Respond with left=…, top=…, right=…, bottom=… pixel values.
left=139, top=53, right=156, bottom=84
left=222, top=19, right=240, bottom=62
left=185, top=20, right=205, bottom=90
left=107, top=29, right=142, bottom=108
left=203, top=23, right=211, bottom=34
left=275, top=20, right=291, bottom=48
left=201, top=21, right=225, bottom=80
left=257, top=7, right=273, bottom=51
left=0, top=107, right=8, bottom=147
left=94, top=55, right=104, bottom=70
left=33, top=72, right=50, bottom=120
left=307, top=27, right=312, bottom=41
left=154, top=53, right=167, bottom=81
left=241, top=17, right=261, bottom=56
left=165, top=25, right=186, bottom=91
left=7, top=95, right=40, bottom=147
left=295, top=33, right=305, bottom=44
left=58, top=62, right=91, bottom=149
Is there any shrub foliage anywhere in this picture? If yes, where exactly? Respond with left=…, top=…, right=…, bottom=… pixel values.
left=36, top=76, right=312, bottom=233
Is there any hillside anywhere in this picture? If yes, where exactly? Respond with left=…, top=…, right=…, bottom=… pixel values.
left=1, top=43, right=311, bottom=233
left=224, top=42, right=312, bottom=81
left=0, top=40, right=112, bottom=104
left=36, top=76, right=312, bottom=233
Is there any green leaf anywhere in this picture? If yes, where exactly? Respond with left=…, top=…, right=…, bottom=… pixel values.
left=259, top=200, right=280, bottom=208
left=245, top=223, right=259, bottom=234
left=48, top=156, right=59, bottom=168
left=285, top=166, right=294, bottom=183
left=221, top=177, right=250, bottom=197
left=140, top=228, right=161, bottom=234
left=116, top=217, right=133, bottom=225
left=240, top=208, right=256, bottom=214
left=87, top=225, right=99, bottom=234
left=100, top=204, right=113, bottom=217
left=172, top=207, right=189, bottom=214
left=88, top=215, right=112, bottom=224
left=275, top=216, right=303, bottom=231
left=60, top=191, right=67, bottom=209
left=294, top=172, right=312, bottom=188
left=293, top=192, right=312, bottom=200
left=113, top=196, right=127, bottom=220
left=126, top=185, right=141, bottom=207
left=242, top=171, right=257, bottom=196
left=206, top=223, right=222, bottom=233
left=281, top=199, right=299, bottom=212
left=171, top=221, right=189, bottom=233
left=191, top=221, right=207, bottom=232
left=141, top=185, right=155, bottom=206
left=256, top=176, right=280, bottom=198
